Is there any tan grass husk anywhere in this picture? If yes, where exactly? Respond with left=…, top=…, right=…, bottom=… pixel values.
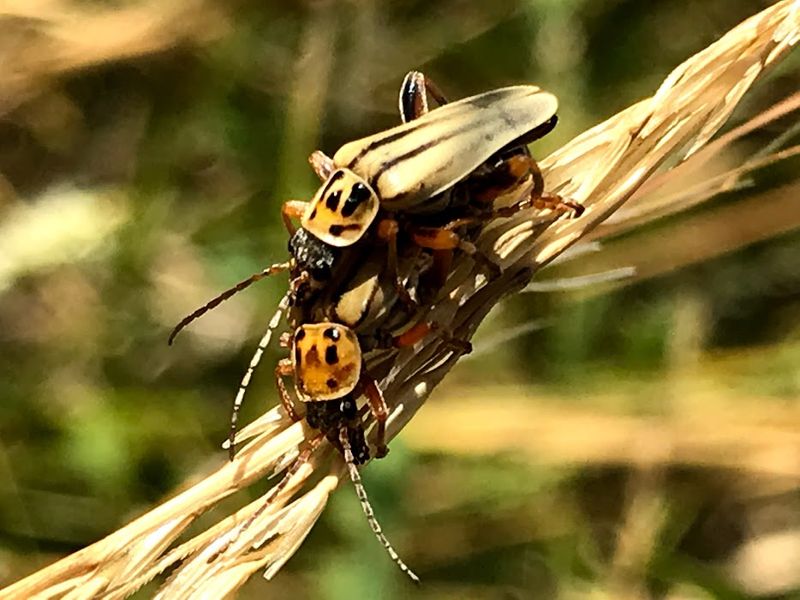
left=0, top=0, right=229, bottom=117
left=2, top=1, right=799, bottom=598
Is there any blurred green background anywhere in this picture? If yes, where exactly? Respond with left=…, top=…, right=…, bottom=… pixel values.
left=1, top=1, right=799, bottom=598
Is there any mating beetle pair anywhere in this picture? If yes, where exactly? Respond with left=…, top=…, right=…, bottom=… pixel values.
left=170, top=71, right=580, bottom=581
left=168, top=71, right=577, bottom=343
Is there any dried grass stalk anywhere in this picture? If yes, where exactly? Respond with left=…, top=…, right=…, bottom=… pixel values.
left=3, top=1, right=799, bottom=598
left=0, top=0, right=228, bottom=116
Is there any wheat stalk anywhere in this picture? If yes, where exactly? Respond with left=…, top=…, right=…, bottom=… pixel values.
left=0, top=0, right=228, bottom=116
left=3, top=1, right=798, bottom=598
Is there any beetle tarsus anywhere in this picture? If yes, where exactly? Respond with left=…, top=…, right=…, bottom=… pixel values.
left=532, top=193, right=584, bottom=218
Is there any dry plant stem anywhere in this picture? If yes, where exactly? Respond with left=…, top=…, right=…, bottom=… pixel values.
left=3, top=2, right=799, bottom=598
left=598, top=90, right=800, bottom=236
left=0, top=0, right=229, bottom=116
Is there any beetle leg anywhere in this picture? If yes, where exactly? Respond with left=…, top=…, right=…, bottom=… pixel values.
left=398, top=71, right=449, bottom=122
left=282, top=200, right=308, bottom=235
left=527, top=154, right=546, bottom=199
left=366, top=320, right=431, bottom=351
left=360, top=372, right=389, bottom=458
left=386, top=320, right=472, bottom=355
left=392, top=321, right=435, bottom=348
left=423, top=248, right=453, bottom=293
left=419, top=321, right=473, bottom=355
left=470, top=154, right=584, bottom=218
left=471, top=153, right=539, bottom=205
left=411, top=226, right=501, bottom=278
left=276, top=358, right=300, bottom=422
left=411, top=222, right=479, bottom=292
left=278, top=331, right=292, bottom=348
left=531, top=193, right=585, bottom=218
left=430, top=323, right=473, bottom=355
left=410, top=226, right=462, bottom=251
left=521, top=160, right=585, bottom=217
left=524, top=158, right=584, bottom=216
left=516, top=157, right=586, bottom=218
left=308, top=150, right=335, bottom=180
left=376, top=217, right=418, bottom=309
left=289, top=270, right=311, bottom=300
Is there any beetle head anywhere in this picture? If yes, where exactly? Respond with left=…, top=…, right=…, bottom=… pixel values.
left=288, top=227, right=339, bottom=281
left=301, top=169, right=379, bottom=247
left=292, top=322, right=362, bottom=401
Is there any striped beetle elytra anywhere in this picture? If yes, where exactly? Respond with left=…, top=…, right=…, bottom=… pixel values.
left=320, top=84, right=558, bottom=218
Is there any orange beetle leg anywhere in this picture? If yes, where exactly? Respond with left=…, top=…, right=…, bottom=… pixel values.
left=411, top=227, right=461, bottom=250
left=392, top=321, right=436, bottom=348
left=282, top=200, right=308, bottom=235
left=376, top=217, right=417, bottom=309
left=361, top=374, right=389, bottom=458
left=471, top=154, right=538, bottom=205
left=532, top=193, right=585, bottom=218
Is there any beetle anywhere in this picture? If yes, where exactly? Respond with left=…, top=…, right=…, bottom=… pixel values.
left=224, top=249, right=469, bottom=580
left=293, top=71, right=578, bottom=297
left=216, top=324, right=420, bottom=581
left=258, top=320, right=427, bottom=582
left=167, top=71, right=574, bottom=345
left=217, top=272, right=468, bottom=584
left=298, top=72, right=562, bottom=240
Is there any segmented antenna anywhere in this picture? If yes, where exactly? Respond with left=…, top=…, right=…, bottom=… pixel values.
left=339, top=428, right=420, bottom=584
left=228, top=290, right=292, bottom=460
left=168, top=262, right=291, bottom=345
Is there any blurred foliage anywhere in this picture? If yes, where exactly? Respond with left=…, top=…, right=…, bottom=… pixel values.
left=1, top=0, right=799, bottom=598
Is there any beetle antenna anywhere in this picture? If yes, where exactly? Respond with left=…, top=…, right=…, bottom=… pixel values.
left=339, top=428, right=420, bottom=584
left=168, top=261, right=291, bottom=345
left=228, top=290, right=292, bottom=460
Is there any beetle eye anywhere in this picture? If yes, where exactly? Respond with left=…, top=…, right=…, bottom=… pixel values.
left=340, top=183, right=372, bottom=218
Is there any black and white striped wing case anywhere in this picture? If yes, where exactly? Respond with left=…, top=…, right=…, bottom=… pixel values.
left=333, top=86, right=558, bottom=210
